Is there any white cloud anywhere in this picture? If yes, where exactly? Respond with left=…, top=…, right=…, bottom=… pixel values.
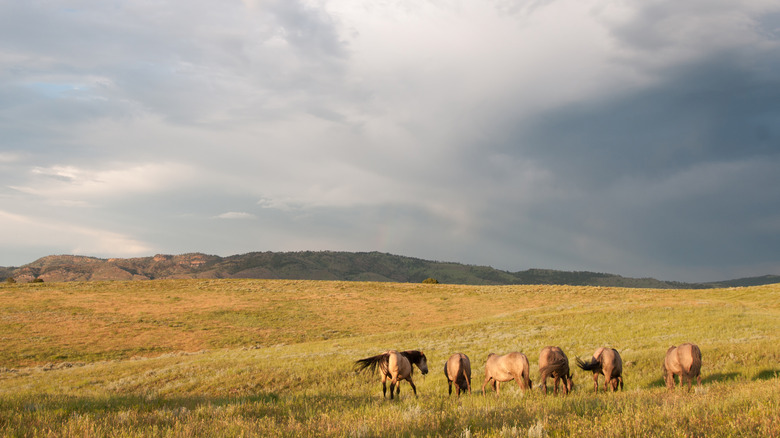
left=12, top=162, right=198, bottom=201
left=215, top=212, right=257, bottom=220
left=0, top=209, right=154, bottom=259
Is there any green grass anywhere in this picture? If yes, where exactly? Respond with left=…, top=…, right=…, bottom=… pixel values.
left=0, top=280, right=778, bottom=436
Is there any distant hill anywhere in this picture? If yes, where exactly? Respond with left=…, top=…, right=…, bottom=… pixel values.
left=1, top=251, right=779, bottom=288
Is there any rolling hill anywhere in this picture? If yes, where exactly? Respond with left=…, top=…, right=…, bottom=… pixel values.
left=2, top=251, right=779, bottom=288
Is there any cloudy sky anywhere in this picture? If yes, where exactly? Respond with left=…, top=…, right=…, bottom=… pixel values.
left=2, top=0, right=780, bottom=282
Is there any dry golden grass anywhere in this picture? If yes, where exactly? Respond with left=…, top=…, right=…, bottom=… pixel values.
left=2, top=279, right=778, bottom=368
left=1, top=279, right=778, bottom=436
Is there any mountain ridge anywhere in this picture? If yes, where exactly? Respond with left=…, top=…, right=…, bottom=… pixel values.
left=2, top=251, right=779, bottom=289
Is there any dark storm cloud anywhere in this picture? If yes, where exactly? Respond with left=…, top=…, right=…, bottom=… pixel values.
left=480, top=43, right=780, bottom=279
left=513, top=54, right=780, bottom=187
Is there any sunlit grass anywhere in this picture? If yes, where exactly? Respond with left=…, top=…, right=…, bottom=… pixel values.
left=1, top=280, right=778, bottom=436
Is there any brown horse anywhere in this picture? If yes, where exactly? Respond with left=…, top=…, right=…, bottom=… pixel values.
left=444, top=353, right=472, bottom=397
left=482, top=352, right=532, bottom=396
left=355, top=350, right=429, bottom=399
left=539, top=346, right=574, bottom=395
left=576, top=347, right=623, bottom=393
left=663, top=343, right=702, bottom=391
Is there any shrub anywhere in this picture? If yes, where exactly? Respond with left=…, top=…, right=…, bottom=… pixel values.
left=422, top=277, right=439, bottom=284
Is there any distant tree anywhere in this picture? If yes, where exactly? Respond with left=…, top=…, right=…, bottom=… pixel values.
left=31, top=278, right=44, bottom=283
left=5, top=277, right=16, bottom=284
left=422, top=277, right=439, bottom=284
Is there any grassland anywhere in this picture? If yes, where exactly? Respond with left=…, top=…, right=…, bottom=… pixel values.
left=1, top=279, right=778, bottom=437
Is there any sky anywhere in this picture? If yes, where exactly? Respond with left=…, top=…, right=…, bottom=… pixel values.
left=2, top=0, right=780, bottom=282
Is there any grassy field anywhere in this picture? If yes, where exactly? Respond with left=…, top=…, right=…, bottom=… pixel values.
left=1, top=279, right=778, bottom=437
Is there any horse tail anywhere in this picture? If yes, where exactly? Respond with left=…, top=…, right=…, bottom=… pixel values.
left=539, top=358, right=567, bottom=380
left=355, top=353, right=389, bottom=374
left=688, top=344, right=702, bottom=375
left=575, top=356, right=601, bottom=372
left=522, top=363, right=532, bottom=390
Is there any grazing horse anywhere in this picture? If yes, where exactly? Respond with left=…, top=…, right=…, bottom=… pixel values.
left=444, top=353, right=472, bottom=397
left=355, top=350, right=429, bottom=399
left=539, top=346, right=574, bottom=395
left=663, top=343, right=702, bottom=391
left=576, top=347, right=623, bottom=393
left=482, top=352, right=532, bottom=396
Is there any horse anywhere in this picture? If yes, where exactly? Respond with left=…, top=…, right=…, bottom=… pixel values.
left=482, top=352, right=532, bottom=396
left=663, top=343, right=702, bottom=391
left=575, top=347, right=623, bottom=393
left=444, top=353, right=472, bottom=397
left=539, top=346, right=574, bottom=395
left=355, top=350, right=429, bottom=399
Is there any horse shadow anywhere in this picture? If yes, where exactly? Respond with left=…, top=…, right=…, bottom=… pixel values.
left=754, top=369, right=780, bottom=381
left=701, top=372, right=739, bottom=384
left=648, top=377, right=665, bottom=388
left=649, top=370, right=776, bottom=387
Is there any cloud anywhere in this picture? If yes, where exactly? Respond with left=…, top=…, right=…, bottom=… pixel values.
left=1, top=0, right=779, bottom=281
left=10, top=162, right=198, bottom=202
left=0, top=209, right=154, bottom=262
left=215, top=212, right=257, bottom=220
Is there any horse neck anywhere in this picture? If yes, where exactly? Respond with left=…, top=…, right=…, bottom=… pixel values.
left=402, top=350, right=422, bottom=364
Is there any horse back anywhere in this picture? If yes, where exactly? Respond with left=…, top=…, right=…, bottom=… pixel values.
left=677, top=343, right=702, bottom=376
left=486, top=352, right=527, bottom=382
left=601, top=348, right=622, bottom=377
left=539, top=347, right=569, bottom=378
left=498, top=352, right=528, bottom=377
left=388, top=351, right=412, bottom=379
left=539, top=346, right=566, bottom=369
left=445, top=353, right=468, bottom=380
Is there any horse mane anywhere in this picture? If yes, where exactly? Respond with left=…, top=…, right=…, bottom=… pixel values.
left=400, top=350, right=425, bottom=364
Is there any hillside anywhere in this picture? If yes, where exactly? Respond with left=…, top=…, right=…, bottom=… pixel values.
left=0, top=279, right=778, bottom=436
left=2, top=251, right=779, bottom=288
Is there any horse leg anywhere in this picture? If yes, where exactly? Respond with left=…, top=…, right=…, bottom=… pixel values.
left=593, top=373, right=599, bottom=393
left=408, top=379, right=417, bottom=397
left=482, top=376, right=492, bottom=395
left=448, top=379, right=453, bottom=396
left=541, top=376, right=548, bottom=395
left=553, top=376, right=560, bottom=395
left=495, top=381, right=500, bottom=396
left=389, top=377, right=397, bottom=400
left=382, top=376, right=387, bottom=398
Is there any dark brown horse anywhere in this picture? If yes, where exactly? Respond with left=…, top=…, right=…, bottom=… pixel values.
left=663, top=343, right=702, bottom=391
left=539, top=346, right=574, bottom=395
left=576, top=347, right=623, bottom=393
left=355, top=350, right=429, bottom=399
left=444, top=353, right=472, bottom=397
left=482, top=352, right=532, bottom=396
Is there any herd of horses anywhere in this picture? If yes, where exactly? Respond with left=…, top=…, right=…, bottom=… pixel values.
left=354, top=343, right=703, bottom=398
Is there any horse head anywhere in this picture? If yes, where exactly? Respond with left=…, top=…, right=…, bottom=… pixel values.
left=417, top=353, right=429, bottom=375
left=402, top=350, right=429, bottom=375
